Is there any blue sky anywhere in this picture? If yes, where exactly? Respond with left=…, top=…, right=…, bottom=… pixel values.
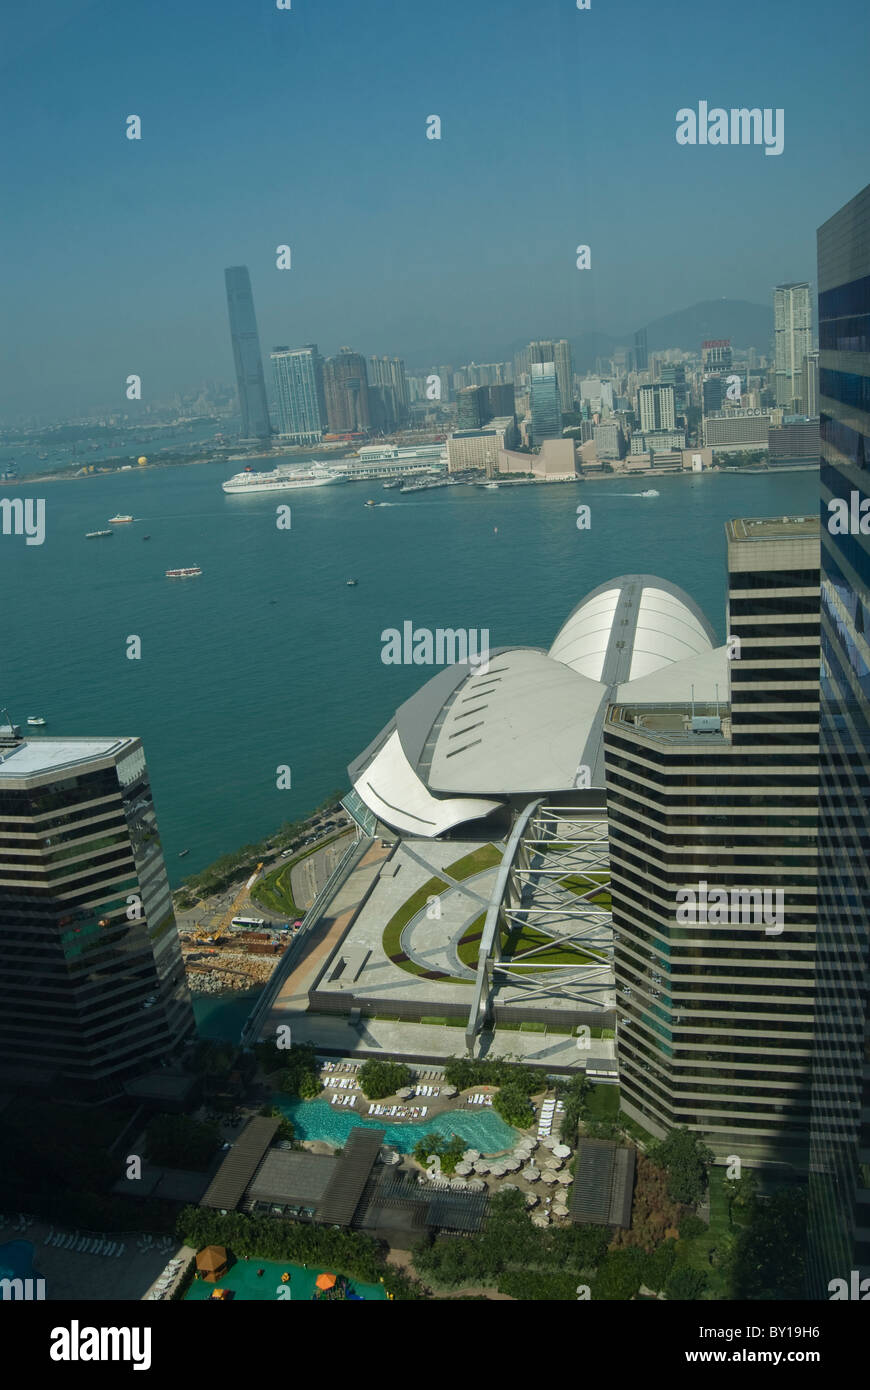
left=0, top=0, right=867, bottom=419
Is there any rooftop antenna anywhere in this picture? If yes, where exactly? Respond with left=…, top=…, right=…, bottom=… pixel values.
left=690, top=684, right=695, bottom=720
left=715, top=683, right=721, bottom=718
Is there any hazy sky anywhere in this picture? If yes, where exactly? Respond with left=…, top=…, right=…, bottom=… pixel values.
left=1, top=0, right=867, bottom=419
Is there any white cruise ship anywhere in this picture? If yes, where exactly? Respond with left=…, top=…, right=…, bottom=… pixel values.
left=222, top=464, right=346, bottom=495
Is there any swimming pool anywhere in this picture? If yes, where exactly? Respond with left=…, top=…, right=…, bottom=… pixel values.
left=184, top=1257, right=386, bottom=1302
left=275, top=1096, right=518, bottom=1153
left=0, top=1241, right=38, bottom=1289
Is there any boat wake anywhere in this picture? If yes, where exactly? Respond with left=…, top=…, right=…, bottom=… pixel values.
left=608, top=490, right=660, bottom=497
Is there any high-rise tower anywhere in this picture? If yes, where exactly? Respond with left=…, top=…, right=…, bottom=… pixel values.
left=271, top=346, right=324, bottom=445
left=529, top=362, right=562, bottom=443
left=807, top=183, right=870, bottom=1296
left=224, top=266, right=271, bottom=439
left=606, top=518, right=820, bottom=1165
left=774, top=282, right=813, bottom=411
left=323, top=349, right=370, bottom=434
left=0, top=731, right=196, bottom=1102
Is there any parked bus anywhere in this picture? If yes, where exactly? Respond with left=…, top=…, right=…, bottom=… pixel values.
left=231, top=916, right=265, bottom=929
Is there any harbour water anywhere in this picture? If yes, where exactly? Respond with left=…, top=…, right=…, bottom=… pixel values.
left=2, top=461, right=818, bottom=885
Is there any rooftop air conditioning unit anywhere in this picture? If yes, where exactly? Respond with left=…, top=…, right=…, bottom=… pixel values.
left=691, top=715, right=721, bottom=733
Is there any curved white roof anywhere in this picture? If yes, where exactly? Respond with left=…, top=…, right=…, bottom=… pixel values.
left=348, top=574, right=720, bottom=835
left=547, top=587, right=621, bottom=680
left=351, top=728, right=500, bottom=837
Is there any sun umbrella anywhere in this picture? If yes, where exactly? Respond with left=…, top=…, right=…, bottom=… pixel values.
left=540, top=1135, right=558, bottom=1150
left=396, top=1087, right=413, bottom=1099
left=504, top=1157, right=521, bottom=1171
left=316, top=1272, right=336, bottom=1290
left=464, top=1149, right=480, bottom=1162
left=489, top=1163, right=506, bottom=1177
left=522, top=1166, right=540, bottom=1182
left=559, top=1172, right=574, bottom=1185
left=553, top=1144, right=571, bottom=1158
left=455, top=1161, right=472, bottom=1176
left=544, top=1156, right=563, bottom=1170
left=474, top=1160, right=490, bottom=1174
left=531, top=1213, right=550, bottom=1228
left=524, top=1192, right=539, bottom=1208
left=541, top=1171, right=559, bottom=1185
left=441, top=1085, right=458, bottom=1097
left=467, top=1178, right=486, bottom=1191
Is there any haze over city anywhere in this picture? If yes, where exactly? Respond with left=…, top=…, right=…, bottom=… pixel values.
left=2, top=0, right=868, bottom=419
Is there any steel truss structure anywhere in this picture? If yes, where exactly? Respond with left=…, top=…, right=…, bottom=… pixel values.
left=465, top=800, right=614, bottom=1049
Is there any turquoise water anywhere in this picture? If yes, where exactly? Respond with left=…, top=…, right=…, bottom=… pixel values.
left=0, top=1240, right=37, bottom=1284
left=184, top=1256, right=386, bottom=1302
left=2, top=463, right=818, bottom=885
left=275, top=1095, right=518, bottom=1153
left=192, top=989, right=262, bottom=1040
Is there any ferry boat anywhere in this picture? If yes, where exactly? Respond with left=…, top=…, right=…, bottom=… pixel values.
left=165, top=566, right=202, bottom=578
left=222, top=464, right=345, bottom=495
left=346, top=578, right=358, bottom=586
left=85, top=529, right=113, bottom=538
left=108, top=514, right=134, bottom=524
left=27, top=716, right=46, bottom=727
left=639, top=489, right=660, bottom=497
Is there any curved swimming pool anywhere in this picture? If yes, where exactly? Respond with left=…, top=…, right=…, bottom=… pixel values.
left=274, top=1097, right=518, bottom=1153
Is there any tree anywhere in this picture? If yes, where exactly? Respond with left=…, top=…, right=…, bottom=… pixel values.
left=358, top=1059, right=411, bottom=1100
left=665, top=1264, right=708, bottom=1300
left=649, top=1127, right=713, bottom=1205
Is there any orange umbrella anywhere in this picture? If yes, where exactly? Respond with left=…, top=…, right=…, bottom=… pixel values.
left=316, top=1272, right=337, bottom=1290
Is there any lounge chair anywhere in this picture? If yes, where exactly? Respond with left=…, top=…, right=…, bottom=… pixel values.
left=420, top=1107, right=427, bottom=1117
left=349, top=1096, right=356, bottom=1107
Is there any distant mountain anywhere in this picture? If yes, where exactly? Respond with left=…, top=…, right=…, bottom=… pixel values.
left=495, top=300, right=773, bottom=375
left=639, top=299, right=773, bottom=356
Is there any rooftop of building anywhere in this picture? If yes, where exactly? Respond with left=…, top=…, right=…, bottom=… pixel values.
left=726, top=516, right=819, bottom=542
left=0, top=736, right=136, bottom=782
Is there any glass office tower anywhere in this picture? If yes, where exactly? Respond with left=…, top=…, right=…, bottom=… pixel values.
left=0, top=732, right=195, bottom=1102
left=808, top=183, right=870, bottom=1295
left=224, top=265, right=272, bottom=439
left=529, top=361, right=562, bottom=443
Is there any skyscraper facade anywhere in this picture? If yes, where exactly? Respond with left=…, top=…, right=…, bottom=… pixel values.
left=323, top=349, right=370, bottom=434
left=634, top=328, right=649, bottom=372
left=808, top=183, right=870, bottom=1295
left=224, top=266, right=271, bottom=439
left=638, top=383, right=676, bottom=432
left=456, top=386, right=487, bottom=430
left=606, top=518, right=820, bottom=1164
left=369, top=356, right=410, bottom=430
left=774, top=282, right=813, bottom=411
left=271, top=346, right=324, bottom=445
left=0, top=732, right=195, bottom=1101
left=529, top=361, right=562, bottom=443
left=554, top=340, right=575, bottom=415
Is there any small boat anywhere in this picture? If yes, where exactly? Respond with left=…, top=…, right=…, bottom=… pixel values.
left=178, top=849, right=190, bottom=858
left=364, top=499, right=376, bottom=507
left=108, top=514, right=134, bottom=524
left=346, top=578, right=358, bottom=586
left=639, top=489, right=659, bottom=498
left=142, top=535, right=151, bottom=541
left=85, top=530, right=113, bottom=538
left=165, top=567, right=202, bottom=578
left=484, top=482, right=499, bottom=490
left=27, top=716, right=46, bottom=727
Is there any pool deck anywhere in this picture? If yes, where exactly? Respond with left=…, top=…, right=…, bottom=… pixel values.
left=0, top=1219, right=192, bottom=1301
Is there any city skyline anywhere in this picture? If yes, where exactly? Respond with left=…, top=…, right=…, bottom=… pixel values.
left=2, top=0, right=868, bottom=420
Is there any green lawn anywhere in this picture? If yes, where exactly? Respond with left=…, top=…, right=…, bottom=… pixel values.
left=381, top=876, right=471, bottom=984
left=500, top=922, right=608, bottom=969
left=252, top=862, right=300, bottom=917
left=444, top=843, right=502, bottom=880
left=456, top=912, right=486, bottom=967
